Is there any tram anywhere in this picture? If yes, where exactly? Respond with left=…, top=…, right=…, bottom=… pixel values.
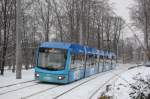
left=34, top=42, right=116, bottom=84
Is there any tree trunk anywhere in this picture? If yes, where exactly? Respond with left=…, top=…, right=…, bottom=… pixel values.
left=0, top=0, right=8, bottom=75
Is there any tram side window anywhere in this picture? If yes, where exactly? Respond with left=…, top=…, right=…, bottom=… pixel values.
left=93, top=55, right=96, bottom=65
left=99, top=55, right=103, bottom=63
left=77, top=53, right=84, bottom=68
left=71, top=54, right=75, bottom=64
left=95, top=55, right=99, bottom=65
left=112, top=56, right=114, bottom=60
left=95, top=55, right=97, bottom=64
left=103, top=56, right=106, bottom=60
left=104, top=56, right=108, bottom=63
left=70, top=53, right=84, bottom=69
left=91, top=55, right=95, bottom=66
left=107, top=56, right=108, bottom=59
left=88, top=55, right=95, bottom=66
left=113, top=56, right=116, bottom=61
left=86, top=55, right=91, bottom=67
left=100, top=55, right=103, bottom=59
left=86, top=54, right=96, bottom=67
left=95, top=55, right=99, bottom=64
left=70, top=53, right=76, bottom=69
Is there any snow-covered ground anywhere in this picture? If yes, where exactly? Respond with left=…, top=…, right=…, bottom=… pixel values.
left=0, top=63, right=149, bottom=99
left=114, top=66, right=150, bottom=99
left=92, top=65, right=150, bottom=99
left=0, top=69, right=34, bottom=87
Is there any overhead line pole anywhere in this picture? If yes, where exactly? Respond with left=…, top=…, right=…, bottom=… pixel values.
left=16, top=0, right=22, bottom=79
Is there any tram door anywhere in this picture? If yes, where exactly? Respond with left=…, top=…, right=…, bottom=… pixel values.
left=69, top=52, right=84, bottom=82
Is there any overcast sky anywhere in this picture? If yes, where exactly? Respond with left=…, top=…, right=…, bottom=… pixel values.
left=109, top=0, right=141, bottom=38
left=109, top=0, right=135, bottom=23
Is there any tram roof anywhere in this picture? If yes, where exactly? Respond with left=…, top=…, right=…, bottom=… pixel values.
left=86, top=47, right=97, bottom=54
left=39, top=42, right=115, bottom=56
left=40, top=42, right=71, bottom=49
left=99, top=50, right=105, bottom=55
left=40, top=42, right=85, bottom=52
left=98, top=50, right=113, bottom=57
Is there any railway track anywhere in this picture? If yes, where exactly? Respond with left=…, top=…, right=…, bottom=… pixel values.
left=53, top=71, right=123, bottom=99
left=88, top=72, right=122, bottom=99
left=0, top=64, right=143, bottom=99
left=0, top=83, right=39, bottom=95
left=0, top=80, right=36, bottom=89
left=0, top=80, right=41, bottom=95
left=53, top=75, right=103, bottom=99
left=20, top=70, right=114, bottom=99
left=21, top=85, right=59, bottom=99
left=88, top=64, right=143, bottom=99
left=53, top=64, right=143, bottom=99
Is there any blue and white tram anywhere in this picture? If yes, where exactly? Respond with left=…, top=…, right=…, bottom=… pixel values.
left=34, top=42, right=116, bottom=84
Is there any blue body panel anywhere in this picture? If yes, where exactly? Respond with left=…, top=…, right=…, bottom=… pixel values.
left=34, top=42, right=116, bottom=84
left=85, top=65, right=99, bottom=77
left=35, top=67, right=69, bottom=84
left=68, top=68, right=84, bottom=82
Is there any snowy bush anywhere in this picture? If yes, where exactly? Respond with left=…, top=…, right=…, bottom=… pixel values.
left=98, top=85, right=113, bottom=99
left=129, top=73, right=150, bottom=99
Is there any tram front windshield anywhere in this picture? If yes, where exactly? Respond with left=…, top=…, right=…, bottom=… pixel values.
left=38, top=48, right=67, bottom=70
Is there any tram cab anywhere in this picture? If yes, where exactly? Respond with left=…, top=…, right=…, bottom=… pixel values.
left=34, top=42, right=85, bottom=84
left=35, top=42, right=71, bottom=83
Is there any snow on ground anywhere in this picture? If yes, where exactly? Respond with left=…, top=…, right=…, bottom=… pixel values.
left=93, top=65, right=150, bottom=99
left=0, top=69, right=34, bottom=87
left=113, top=66, right=150, bottom=99
left=25, top=69, right=124, bottom=99
left=57, top=70, right=122, bottom=99
left=0, top=69, right=121, bottom=99
left=0, top=63, right=149, bottom=99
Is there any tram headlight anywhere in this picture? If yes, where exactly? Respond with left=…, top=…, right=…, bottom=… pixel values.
left=35, top=73, right=39, bottom=77
left=58, top=76, right=65, bottom=80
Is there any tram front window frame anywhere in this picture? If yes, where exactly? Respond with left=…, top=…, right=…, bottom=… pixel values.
left=37, top=48, right=67, bottom=71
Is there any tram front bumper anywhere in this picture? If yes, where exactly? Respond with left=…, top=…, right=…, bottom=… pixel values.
left=35, top=72, right=69, bottom=84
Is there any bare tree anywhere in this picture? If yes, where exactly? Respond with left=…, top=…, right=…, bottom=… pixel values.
left=0, top=0, right=16, bottom=75
left=130, top=0, right=150, bottom=61
left=0, top=0, right=125, bottom=76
